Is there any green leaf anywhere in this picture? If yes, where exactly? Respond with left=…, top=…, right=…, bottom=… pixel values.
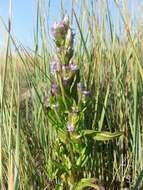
left=76, top=147, right=87, bottom=166
left=73, top=130, right=123, bottom=141
left=73, top=178, right=101, bottom=190
left=92, top=131, right=123, bottom=141
left=98, top=85, right=110, bottom=131
left=57, top=129, right=67, bottom=144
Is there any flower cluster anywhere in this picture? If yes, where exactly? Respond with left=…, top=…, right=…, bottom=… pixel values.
left=51, top=14, right=74, bottom=62
left=47, top=15, right=90, bottom=132
left=67, top=124, right=74, bottom=132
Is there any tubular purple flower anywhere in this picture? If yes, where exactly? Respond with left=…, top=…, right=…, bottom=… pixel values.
left=44, top=96, right=48, bottom=103
left=44, top=95, right=50, bottom=107
left=67, top=124, right=74, bottom=132
left=52, top=102, right=59, bottom=110
left=51, top=83, right=59, bottom=94
left=77, top=82, right=82, bottom=92
left=72, top=106, right=78, bottom=113
left=70, top=64, right=78, bottom=73
left=50, top=60, right=60, bottom=76
left=82, top=90, right=90, bottom=97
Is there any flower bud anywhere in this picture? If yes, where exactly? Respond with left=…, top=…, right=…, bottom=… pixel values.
left=50, top=60, right=60, bottom=77
left=64, top=46, right=74, bottom=64
left=52, top=102, right=59, bottom=110
left=82, top=91, right=90, bottom=102
left=65, top=27, right=74, bottom=49
left=77, top=82, right=82, bottom=92
left=72, top=106, right=78, bottom=114
left=51, top=21, right=67, bottom=46
left=82, top=91, right=90, bottom=97
left=70, top=64, right=78, bottom=74
left=63, top=14, right=69, bottom=29
left=67, top=124, right=74, bottom=132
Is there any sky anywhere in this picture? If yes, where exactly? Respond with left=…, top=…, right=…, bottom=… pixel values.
left=0, top=0, right=42, bottom=51
left=0, top=0, right=68, bottom=51
left=0, top=0, right=142, bottom=52
left=0, top=0, right=31, bottom=49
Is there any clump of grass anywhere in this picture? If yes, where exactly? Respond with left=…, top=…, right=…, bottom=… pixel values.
left=0, top=0, right=143, bottom=189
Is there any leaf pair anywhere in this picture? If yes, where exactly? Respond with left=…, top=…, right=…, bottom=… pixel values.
left=73, top=129, right=123, bottom=141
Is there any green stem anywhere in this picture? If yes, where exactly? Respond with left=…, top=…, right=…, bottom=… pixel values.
left=68, top=113, right=76, bottom=185
left=68, top=132, right=76, bottom=185
left=57, top=74, right=68, bottom=110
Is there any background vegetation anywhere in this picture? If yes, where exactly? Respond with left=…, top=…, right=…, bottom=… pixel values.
left=0, top=0, right=143, bottom=189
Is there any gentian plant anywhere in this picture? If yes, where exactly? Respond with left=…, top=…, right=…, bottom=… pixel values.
left=45, top=14, right=123, bottom=189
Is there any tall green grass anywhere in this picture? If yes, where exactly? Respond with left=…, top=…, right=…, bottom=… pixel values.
left=0, top=0, right=143, bottom=189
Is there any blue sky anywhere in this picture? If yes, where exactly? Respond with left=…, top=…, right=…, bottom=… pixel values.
left=0, top=0, right=40, bottom=50
left=0, top=0, right=141, bottom=52
left=0, top=0, right=70, bottom=51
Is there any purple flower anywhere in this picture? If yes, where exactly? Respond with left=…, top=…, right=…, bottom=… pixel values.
left=72, top=106, right=78, bottom=113
left=82, top=90, right=90, bottom=97
left=50, top=60, right=60, bottom=76
left=51, top=83, right=59, bottom=94
left=44, top=95, right=50, bottom=107
left=62, top=76, right=69, bottom=85
left=52, top=102, right=59, bottom=110
left=67, top=124, right=74, bottom=132
left=70, top=64, right=78, bottom=73
left=44, top=96, right=48, bottom=102
left=77, top=82, right=82, bottom=92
